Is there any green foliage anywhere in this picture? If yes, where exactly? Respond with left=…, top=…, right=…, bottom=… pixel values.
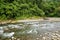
left=53, top=7, right=60, bottom=17
left=0, top=0, right=60, bottom=20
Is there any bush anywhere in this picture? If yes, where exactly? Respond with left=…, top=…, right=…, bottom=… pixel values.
left=0, top=0, right=60, bottom=20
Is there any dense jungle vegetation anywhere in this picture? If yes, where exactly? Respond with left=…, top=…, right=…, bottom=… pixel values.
left=0, top=0, right=60, bottom=20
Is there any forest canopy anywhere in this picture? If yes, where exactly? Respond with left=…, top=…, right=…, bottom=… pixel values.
left=0, top=0, right=60, bottom=20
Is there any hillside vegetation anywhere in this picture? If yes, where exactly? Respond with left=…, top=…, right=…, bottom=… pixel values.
left=0, top=0, right=60, bottom=20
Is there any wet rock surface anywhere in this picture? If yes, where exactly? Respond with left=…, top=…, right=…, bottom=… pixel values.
left=0, top=21, right=60, bottom=40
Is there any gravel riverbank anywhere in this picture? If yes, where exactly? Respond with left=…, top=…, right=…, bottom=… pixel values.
left=0, top=18, right=60, bottom=25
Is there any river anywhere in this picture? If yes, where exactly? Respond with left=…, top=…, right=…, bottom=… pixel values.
left=0, top=21, right=60, bottom=40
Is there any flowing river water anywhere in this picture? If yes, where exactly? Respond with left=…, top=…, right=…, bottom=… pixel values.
left=0, top=21, right=60, bottom=40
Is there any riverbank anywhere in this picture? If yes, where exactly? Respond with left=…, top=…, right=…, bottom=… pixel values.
left=0, top=17, right=60, bottom=25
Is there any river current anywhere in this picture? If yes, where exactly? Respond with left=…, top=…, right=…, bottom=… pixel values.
left=0, top=21, right=60, bottom=40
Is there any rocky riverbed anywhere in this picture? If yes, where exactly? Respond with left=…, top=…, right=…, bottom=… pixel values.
left=0, top=21, right=60, bottom=40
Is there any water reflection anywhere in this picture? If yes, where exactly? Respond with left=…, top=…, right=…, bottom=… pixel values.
left=0, top=21, right=60, bottom=40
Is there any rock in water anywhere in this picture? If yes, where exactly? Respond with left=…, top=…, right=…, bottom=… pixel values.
left=3, top=32, right=14, bottom=38
left=0, top=27, right=4, bottom=35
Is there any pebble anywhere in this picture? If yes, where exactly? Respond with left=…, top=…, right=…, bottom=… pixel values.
left=43, top=37, right=46, bottom=40
left=17, top=38, right=20, bottom=40
left=36, top=38, right=39, bottom=40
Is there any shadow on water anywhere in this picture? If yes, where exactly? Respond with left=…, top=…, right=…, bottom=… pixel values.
left=0, top=21, right=60, bottom=40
